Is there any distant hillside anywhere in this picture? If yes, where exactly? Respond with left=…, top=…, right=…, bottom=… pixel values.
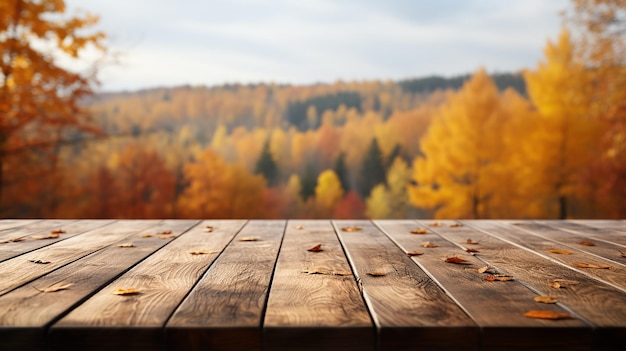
left=398, top=72, right=526, bottom=95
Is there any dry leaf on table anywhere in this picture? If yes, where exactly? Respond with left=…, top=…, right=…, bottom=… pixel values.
left=112, top=288, right=140, bottom=296
left=302, top=269, right=330, bottom=275
left=332, top=271, right=352, bottom=276
left=239, top=237, right=260, bottom=242
left=367, top=272, right=386, bottom=277
left=534, top=296, right=557, bottom=304
left=420, top=241, right=438, bottom=248
left=158, top=234, right=176, bottom=239
left=466, top=248, right=480, bottom=253
left=32, top=233, right=60, bottom=240
left=189, top=250, right=219, bottom=255
left=579, top=241, right=595, bottom=246
left=295, top=225, right=304, bottom=230
left=548, top=249, right=572, bottom=255
left=449, top=223, right=463, bottom=227
left=50, top=229, right=66, bottom=234
left=466, top=239, right=479, bottom=245
left=307, top=244, right=323, bottom=252
left=445, top=256, right=471, bottom=265
left=341, top=226, right=362, bottom=232
left=429, top=221, right=442, bottom=227
left=484, top=274, right=514, bottom=282
left=524, top=310, right=572, bottom=320
left=572, top=262, right=610, bottom=269
left=37, top=282, right=72, bottom=293
left=410, top=228, right=427, bottom=234
left=139, top=234, right=153, bottom=238
left=118, top=243, right=134, bottom=248
left=29, top=259, right=51, bottom=264
left=407, top=251, right=424, bottom=256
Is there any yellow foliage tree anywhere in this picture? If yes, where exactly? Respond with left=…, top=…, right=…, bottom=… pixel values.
left=314, top=169, right=344, bottom=216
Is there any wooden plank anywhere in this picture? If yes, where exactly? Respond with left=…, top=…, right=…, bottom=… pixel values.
left=539, top=220, right=626, bottom=247
left=0, top=219, right=74, bottom=244
left=376, top=220, right=588, bottom=351
left=0, top=220, right=198, bottom=351
left=51, top=220, right=245, bottom=351
left=166, top=220, right=285, bottom=351
left=263, top=220, right=374, bottom=351
left=0, top=219, right=41, bottom=231
left=0, top=220, right=158, bottom=296
left=446, top=220, right=625, bottom=351
left=333, top=220, right=477, bottom=351
left=508, top=221, right=626, bottom=266
left=0, top=220, right=112, bottom=262
left=469, top=221, right=626, bottom=294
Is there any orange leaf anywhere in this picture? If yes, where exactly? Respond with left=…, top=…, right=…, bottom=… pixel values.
left=37, top=282, right=73, bottom=293
left=302, top=269, right=330, bottom=275
left=158, top=234, right=176, bottom=239
left=367, top=272, right=386, bottom=277
left=572, top=262, right=610, bottom=269
left=420, top=241, right=438, bottom=248
left=189, top=250, right=219, bottom=255
left=139, top=234, right=153, bottom=238
left=332, top=271, right=352, bottom=276
left=429, top=221, right=442, bottom=227
left=239, top=237, right=260, bottom=242
left=158, top=230, right=172, bottom=235
left=410, top=228, right=428, bottom=234
left=295, top=225, right=304, bottom=230
left=549, top=281, right=562, bottom=289
left=548, top=249, right=572, bottom=255
left=117, top=243, right=134, bottom=248
left=407, top=251, right=424, bottom=256
left=1, top=237, right=23, bottom=243
left=307, top=244, right=323, bottom=252
left=465, top=247, right=480, bottom=253
left=32, top=233, right=60, bottom=240
left=579, top=241, right=595, bottom=246
left=484, top=274, right=514, bottom=281
left=550, top=279, right=579, bottom=289
left=534, top=296, right=557, bottom=304
left=524, top=310, right=572, bottom=320
left=51, top=229, right=66, bottom=234
left=449, top=223, right=463, bottom=227
left=466, top=239, right=479, bottom=245
left=445, top=256, right=471, bottom=264
left=112, top=288, right=140, bottom=296
left=28, top=259, right=51, bottom=264
left=205, top=226, right=214, bottom=232
left=341, top=226, right=362, bottom=232
left=477, top=266, right=489, bottom=273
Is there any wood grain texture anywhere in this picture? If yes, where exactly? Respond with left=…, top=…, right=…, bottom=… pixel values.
left=0, top=220, right=198, bottom=351
left=454, top=221, right=625, bottom=350
left=539, top=220, right=626, bottom=247
left=0, top=219, right=41, bottom=231
left=167, top=220, right=285, bottom=351
left=0, top=220, right=111, bottom=262
left=0, top=220, right=156, bottom=296
left=50, top=220, right=240, bottom=351
left=333, top=220, right=478, bottom=351
left=264, top=220, right=374, bottom=351
left=390, top=220, right=591, bottom=351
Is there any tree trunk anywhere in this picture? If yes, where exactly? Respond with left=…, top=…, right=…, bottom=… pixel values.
left=559, top=195, right=567, bottom=219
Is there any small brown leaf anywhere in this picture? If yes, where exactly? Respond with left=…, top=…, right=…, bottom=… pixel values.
left=302, top=269, right=330, bottom=275
left=139, top=234, right=153, bottom=238
left=50, top=229, right=66, bottom=235
left=307, top=244, right=323, bottom=252
left=550, top=279, right=579, bottom=289
left=466, top=239, right=479, bottom=245
left=524, top=310, right=572, bottom=320
left=118, top=243, right=134, bottom=248
left=420, top=241, right=438, bottom=248
left=449, top=223, right=464, bottom=227
left=158, top=230, right=172, bottom=235
left=367, top=271, right=386, bottom=277
left=410, top=228, right=428, bottom=234
left=445, top=256, right=471, bottom=264
left=28, top=259, right=51, bottom=264
left=429, top=221, right=442, bottom=227
left=31, top=233, right=60, bottom=240
left=579, top=241, right=595, bottom=246
left=465, top=247, right=480, bottom=253
left=158, top=233, right=176, bottom=239
left=295, top=225, right=304, bottom=230
left=341, top=226, right=362, bottom=232
left=407, top=251, right=424, bottom=256
left=37, top=282, right=73, bottom=293
left=112, top=288, right=140, bottom=296
left=332, top=271, right=352, bottom=276
left=549, top=281, right=562, bottom=289
left=477, top=266, right=489, bottom=273
left=1, top=237, right=24, bottom=244
left=572, top=262, right=610, bottom=269
left=205, top=226, right=214, bottom=232
left=485, top=274, right=514, bottom=281
left=239, top=237, right=260, bottom=242
left=189, top=250, right=219, bottom=255
left=534, top=296, right=557, bottom=304
left=548, top=249, right=572, bottom=255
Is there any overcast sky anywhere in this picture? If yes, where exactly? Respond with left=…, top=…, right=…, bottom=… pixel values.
left=65, top=0, right=570, bottom=92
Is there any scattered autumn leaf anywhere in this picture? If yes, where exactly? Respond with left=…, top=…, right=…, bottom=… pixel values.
left=158, top=230, right=172, bottom=235
left=407, top=251, right=424, bottom=256
left=302, top=269, right=330, bottom=275
left=31, top=233, right=60, bottom=240
left=295, top=225, right=304, bottom=230
left=572, top=262, right=610, bottom=269
left=332, top=271, right=352, bottom=276
left=484, top=274, right=514, bottom=282
left=445, top=256, right=471, bottom=265
left=139, top=234, right=153, bottom=238
left=477, top=266, right=489, bottom=274
left=449, top=223, right=463, bottom=227
left=548, top=249, right=572, bottom=255
left=523, top=310, right=572, bottom=320
left=579, top=241, right=595, bottom=246
left=466, top=248, right=480, bottom=253
left=534, top=296, right=557, bottom=304
left=367, top=272, right=386, bottom=277
left=429, top=221, right=442, bottom=227
left=205, top=226, right=214, bottom=232
left=307, top=244, right=323, bottom=252
left=620, top=251, right=626, bottom=258
left=550, top=279, right=580, bottom=289
left=189, top=250, right=219, bottom=255
left=239, top=237, right=260, bottom=242
left=549, top=281, right=562, bottom=289
left=410, top=228, right=428, bottom=234
left=118, top=243, right=134, bottom=248
left=420, top=241, right=438, bottom=248
left=0, top=237, right=23, bottom=244
left=50, top=229, right=66, bottom=234
left=28, top=259, right=50, bottom=264
left=466, top=239, right=479, bottom=245
left=37, top=282, right=72, bottom=293
left=112, top=288, right=140, bottom=296
left=341, top=226, right=362, bottom=232
left=158, top=234, right=176, bottom=239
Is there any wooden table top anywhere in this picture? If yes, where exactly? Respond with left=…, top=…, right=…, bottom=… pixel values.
left=0, top=219, right=624, bottom=351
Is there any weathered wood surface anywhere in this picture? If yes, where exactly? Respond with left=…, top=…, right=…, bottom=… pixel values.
left=0, top=219, right=624, bottom=351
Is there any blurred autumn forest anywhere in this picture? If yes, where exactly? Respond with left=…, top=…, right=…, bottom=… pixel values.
left=2, top=0, right=626, bottom=220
